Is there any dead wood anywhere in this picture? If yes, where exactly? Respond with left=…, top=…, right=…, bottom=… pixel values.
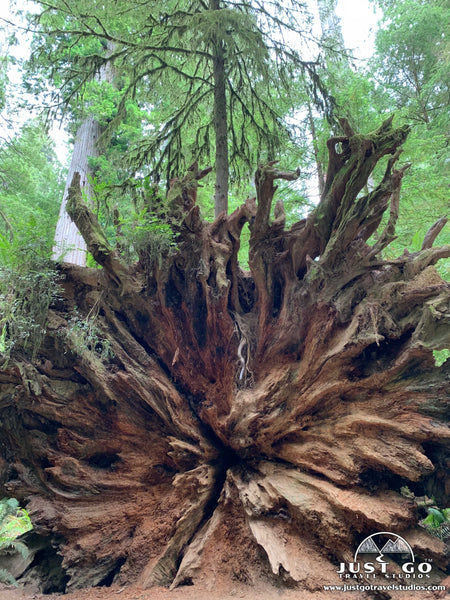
left=1, top=118, right=449, bottom=595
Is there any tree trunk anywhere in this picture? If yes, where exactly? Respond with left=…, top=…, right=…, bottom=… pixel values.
left=1, top=118, right=449, bottom=596
left=52, top=116, right=101, bottom=266
left=211, top=0, right=229, bottom=217
left=316, top=0, right=346, bottom=50
left=307, top=102, right=326, bottom=196
left=52, top=45, right=115, bottom=266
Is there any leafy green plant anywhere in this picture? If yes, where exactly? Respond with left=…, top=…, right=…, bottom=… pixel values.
left=423, top=507, right=450, bottom=528
left=433, top=349, right=450, bottom=367
left=0, top=498, right=33, bottom=541
left=0, top=230, right=61, bottom=363
left=121, top=209, right=176, bottom=267
left=421, top=507, right=450, bottom=544
left=63, top=307, right=113, bottom=360
left=0, top=497, right=33, bottom=586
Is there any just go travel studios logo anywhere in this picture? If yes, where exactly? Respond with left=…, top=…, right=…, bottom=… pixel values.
left=337, top=531, right=434, bottom=580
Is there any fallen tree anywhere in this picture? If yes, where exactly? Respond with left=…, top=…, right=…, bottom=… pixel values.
left=0, top=117, right=449, bottom=595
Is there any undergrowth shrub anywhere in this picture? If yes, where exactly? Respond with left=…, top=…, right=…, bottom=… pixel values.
left=63, top=306, right=114, bottom=360
left=0, top=497, right=33, bottom=586
left=0, top=230, right=60, bottom=363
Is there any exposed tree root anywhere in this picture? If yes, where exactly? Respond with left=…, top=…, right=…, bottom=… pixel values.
left=0, top=118, right=449, bottom=596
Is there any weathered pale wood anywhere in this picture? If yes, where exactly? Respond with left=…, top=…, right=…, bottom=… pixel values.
left=52, top=44, right=115, bottom=266
left=52, top=116, right=101, bottom=265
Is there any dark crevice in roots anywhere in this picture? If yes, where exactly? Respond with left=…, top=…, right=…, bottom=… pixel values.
left=96, top=557, right=127, bottom=587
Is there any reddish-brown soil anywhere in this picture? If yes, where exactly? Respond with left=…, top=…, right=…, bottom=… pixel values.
left=1, top=581, right=448, bottom=600
left=0, top=583, right=358, bottom=600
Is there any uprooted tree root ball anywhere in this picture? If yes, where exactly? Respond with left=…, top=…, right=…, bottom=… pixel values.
left=0, top=118, right=449, bottom=597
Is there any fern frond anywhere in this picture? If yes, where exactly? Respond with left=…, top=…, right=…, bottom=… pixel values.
left=0, top=539, right=30, bottom=559
left=0, top=568, right=18, bottom=586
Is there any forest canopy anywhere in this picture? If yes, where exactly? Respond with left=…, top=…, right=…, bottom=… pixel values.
left=1, top=0, right=448, bottom=255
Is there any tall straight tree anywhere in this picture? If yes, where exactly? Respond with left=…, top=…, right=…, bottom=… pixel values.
left=210, top=0, right=229, bottom=216
left=28, top=0, right=331, bottom=216
left=52, top=116, right=100, bottom=265
left=52, top=43, right=115, bottom=265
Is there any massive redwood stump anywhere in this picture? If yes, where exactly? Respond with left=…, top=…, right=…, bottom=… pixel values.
left=0, top=117, right=449, bottom=595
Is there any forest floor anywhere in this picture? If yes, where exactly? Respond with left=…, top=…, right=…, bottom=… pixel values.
left=0, top=582, right=448, bottom=600
left=0, top=583, right=361, bottom=600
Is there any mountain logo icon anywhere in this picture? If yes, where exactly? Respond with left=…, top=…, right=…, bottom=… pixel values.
left=354, top=532, right=414, bottom=564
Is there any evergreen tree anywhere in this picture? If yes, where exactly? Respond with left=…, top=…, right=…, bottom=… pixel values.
left=0, top=122, right=63, bottom=240
left=369, top=0, right=449, bottom=260
left=27, top=0, right=332, bottom=215
left=372, top=0, right=449, bottom=125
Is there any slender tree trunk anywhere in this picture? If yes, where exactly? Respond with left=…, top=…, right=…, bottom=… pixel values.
left=307, top=103, right=325, bottom=196
left=211, top=0, right=229, bottom=217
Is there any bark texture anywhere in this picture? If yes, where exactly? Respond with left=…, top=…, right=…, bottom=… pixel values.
left=52, top=43, right=115, bottom=266
left=52, top=116, right=101, bottom=266
left=211, top=0, right=229, bottom=218
left=1, top=118, right=449, bottom=596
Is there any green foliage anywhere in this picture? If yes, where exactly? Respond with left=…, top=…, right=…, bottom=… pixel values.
left=423, top=507, right=450, bottom=529
left=25, top=0, right=332, bottom=199
left=0, top=122, right=63, bottom=240
left=237, top=223, right=251, bottom=270
left=0, top=498, right=33, bottom=542
left=85, top=92, right=153, bottom=217
left=421, top=506, right=450, bottom=544
left=0, top=230, right=61, bottom=362
left=0, top=56, right=8, bottom=113
left=63, top=307, right=113, bottom=360
left=119, top=209, right=176, bottom=268
left=0, top=497, right=33, bottom=586
left=83, top=169, right=178, bottom=270
left=83, top=80, right=121, bottom=128
left=372, top=0, right=449, bottom=125
left=433, top=349, right=450, bottom=367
